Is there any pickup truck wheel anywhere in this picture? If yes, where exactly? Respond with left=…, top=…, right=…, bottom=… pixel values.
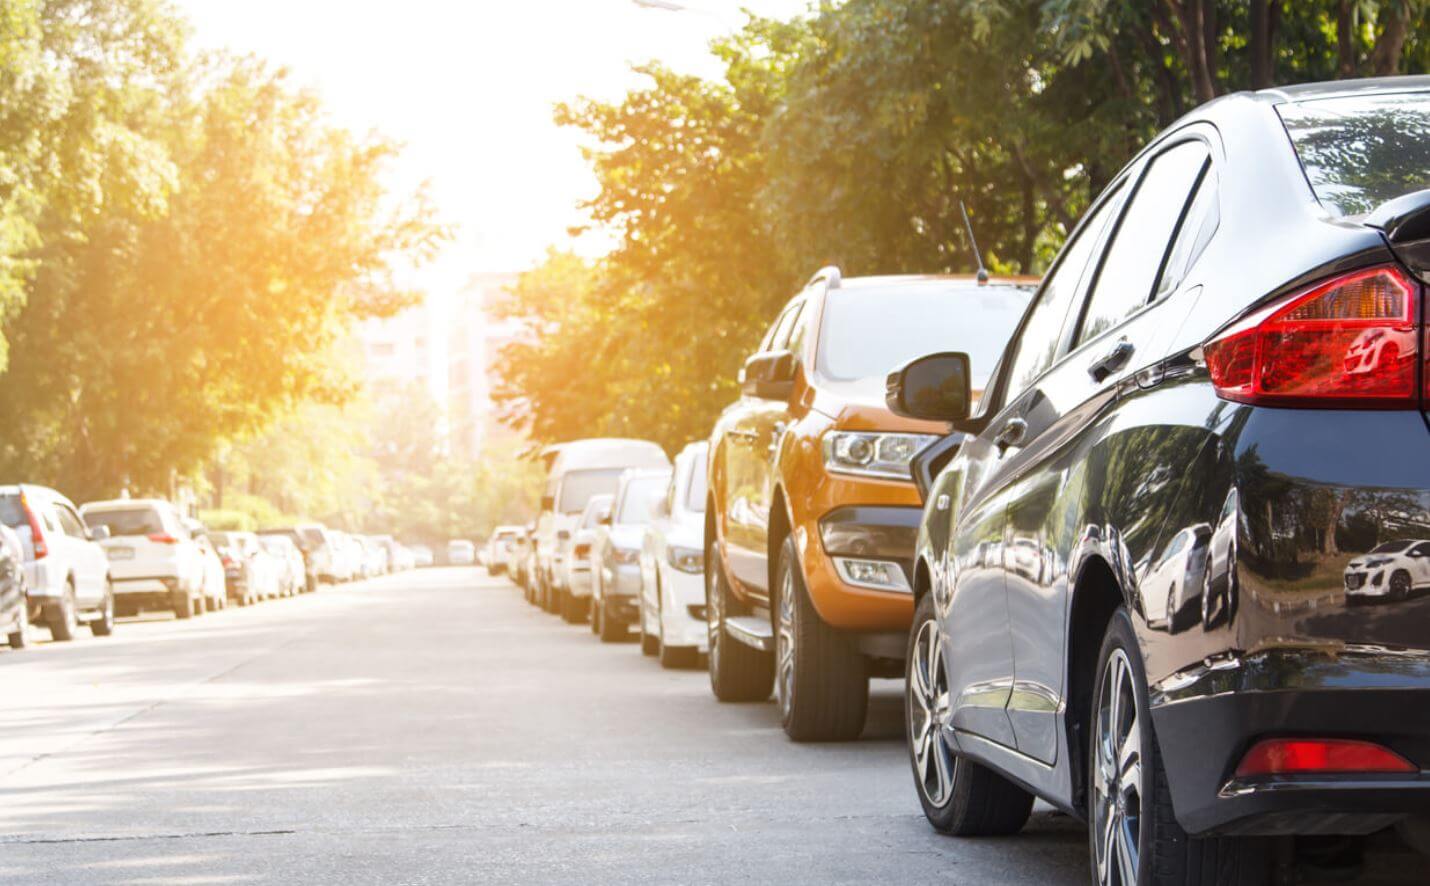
left=1089, top=610, right=1270, bottom=886
left=90, top=585, right=115, bottom=636
left=640, top=624, right=659, bottom=656
left=907, top=591, right=1032, bottom=835
left=48, top=584, right=79, bottom=641
left=173, top=589, right=194, bottom=619
left=706, top=538, right=773, bottom=701
left=776, top=536, right=868, bottom=742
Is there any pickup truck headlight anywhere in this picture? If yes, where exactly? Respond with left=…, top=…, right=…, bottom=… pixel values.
left=667, top=545, right=703, bottom=574
left=822, top=431, right=938, bottom=480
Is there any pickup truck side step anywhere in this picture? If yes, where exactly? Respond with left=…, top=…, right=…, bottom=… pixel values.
left=724, top=615, right=774, bottom=652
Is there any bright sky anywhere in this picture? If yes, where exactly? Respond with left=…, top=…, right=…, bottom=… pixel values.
left=176, top=0, right=810, bottom=298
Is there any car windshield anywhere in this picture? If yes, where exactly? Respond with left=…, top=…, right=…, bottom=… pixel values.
left=1278, top=92, right=1430, bottom=217
left=617, top=477, right=665, bottom=524
left=260, top=538, right=287, bottom=553
left=1369, top=540, right=1415, bottom=555
left=558, top=469, right=624, bottom=514
left=0, top=495, right=24, bottom=529
left=686, top=452, right=707, bottom=513
left=816, top=282, right=1032, bottom=391
left=83, top=507, right=164, bottom=537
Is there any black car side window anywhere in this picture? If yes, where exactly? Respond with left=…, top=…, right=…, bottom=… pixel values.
left=770, top=300, right=804, bottom=352
left=999, top=185, right=1126, bottom=406
left=1075, top=140, right=1211, bottom=348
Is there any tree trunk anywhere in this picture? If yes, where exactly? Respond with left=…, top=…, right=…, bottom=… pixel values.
left=1369, top=2, right=1411, bottom=76
left=1165, top=0, right=1217, bottom=103
left=1336, top=0, right=1358, bottom=78
left=1249, top=0, right=1276, bottom=88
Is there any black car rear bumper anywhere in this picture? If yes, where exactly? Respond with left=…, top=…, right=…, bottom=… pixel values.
left=1150, top=647, right=1430, bottom=836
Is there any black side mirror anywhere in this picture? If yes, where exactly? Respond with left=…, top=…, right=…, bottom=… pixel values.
left=741, top=350, right=797, bottom=401
left=886, top=352, right=971, bottom=422
left=557, top=529, right=571, bottom=542
left=598, top=510, right=613, bottom=527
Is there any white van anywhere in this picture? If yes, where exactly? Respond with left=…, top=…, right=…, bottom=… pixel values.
left=533, top=439, right=669, bottom=621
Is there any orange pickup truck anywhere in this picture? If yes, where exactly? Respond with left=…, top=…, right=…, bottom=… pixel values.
left=704, top=268, right=1032, bottom=741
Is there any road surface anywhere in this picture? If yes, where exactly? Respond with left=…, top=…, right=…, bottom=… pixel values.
left=0, top=568, right=1422, bottom=884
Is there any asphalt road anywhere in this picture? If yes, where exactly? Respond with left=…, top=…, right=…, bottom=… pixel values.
left=0, top=568, right=1423, bottom=885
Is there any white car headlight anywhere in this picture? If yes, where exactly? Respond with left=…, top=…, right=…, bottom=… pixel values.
left=822, top=431, right=939, bottom=480
left=667, top=545, right=703, bottom=574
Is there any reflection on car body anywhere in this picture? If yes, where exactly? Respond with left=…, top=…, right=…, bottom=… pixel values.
left=1344, top=539, right=1430, bottom=603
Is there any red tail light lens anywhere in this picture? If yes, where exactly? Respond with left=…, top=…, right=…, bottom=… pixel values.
left=1235, top=738, right=1417, bottom=778
left=147, top=533, right=179, bottom=544
left=1203, top=266, right=1419, bottom=406
left=20, top=495, right=47, bottom=560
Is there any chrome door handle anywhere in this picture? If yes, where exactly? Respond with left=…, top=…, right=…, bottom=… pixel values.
left=1087, top=339, right=1135, bottom=383
left=994, top=418, right=1027, bottom=454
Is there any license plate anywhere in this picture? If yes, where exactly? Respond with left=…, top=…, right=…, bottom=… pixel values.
left=107, top=547, right=135, bottom=561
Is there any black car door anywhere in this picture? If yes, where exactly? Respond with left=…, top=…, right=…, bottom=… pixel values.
left=999, top=137, right=1216, bottom=764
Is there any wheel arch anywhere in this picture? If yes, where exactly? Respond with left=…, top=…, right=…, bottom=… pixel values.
left=1063, top=553, right=1126, bottom=811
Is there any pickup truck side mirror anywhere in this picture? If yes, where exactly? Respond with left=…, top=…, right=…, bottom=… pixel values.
left=741, top=350, right=797, bottom=401
left=886, top=352, right=971, bottom=422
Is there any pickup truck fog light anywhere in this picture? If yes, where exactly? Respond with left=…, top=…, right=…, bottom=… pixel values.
left=833, top=557, right=911, bottom=592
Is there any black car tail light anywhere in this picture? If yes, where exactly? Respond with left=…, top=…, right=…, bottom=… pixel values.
left=1234, top=738, right=1417, bottom=778
left=1203, top=265, right=1420, bottom=407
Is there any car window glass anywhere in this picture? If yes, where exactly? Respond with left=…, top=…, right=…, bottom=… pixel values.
left=1412, top=542, right=1430, bottom=557
left=757, top=305, right=791, bottom=354
left=1076, top=141, right=1210, bottom=347
left=1001, top=184, right=1126, bottom=405
left=57, top=504, right=87, bottom=539
left=769, top=300, right=804, bottom=352
left=686, top=449, right=708, bottom=512
left=1153, top=164, right=1219, bottom=302
left=83, top=507, right=165, bottom=537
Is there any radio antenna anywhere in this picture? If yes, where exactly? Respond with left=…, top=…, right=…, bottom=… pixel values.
left=960, top=201, right=989, bottom=285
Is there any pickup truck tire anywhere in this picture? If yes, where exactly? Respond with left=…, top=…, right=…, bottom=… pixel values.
left=706, top=538, right=773, bottom=702
left=907, top=591, right=1033, bottom=836
left=776, top=536, right=867, bottom=742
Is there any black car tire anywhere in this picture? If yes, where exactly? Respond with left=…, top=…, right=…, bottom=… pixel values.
left=1090, top=609, right=1271, bottom=886
left=560, top=591, right=585, bottom=624
left=598, top=594, right=626, bottom=643
left=90, top=586, right=115, bottom=636
left=173, top=589, right=194, bottom=619
left=1390, top=570, right=1412, bottom=601
left=706, top=537, right=773, bottom=702
left=48, top=583, right=78, bottom=641
left=640, top=624, right=659, bottom=656
left=776, top=536, right=868, bottom=742
left=659, top=642, right=697, bottom=669
left=907, top=590, right=1033, bottom=835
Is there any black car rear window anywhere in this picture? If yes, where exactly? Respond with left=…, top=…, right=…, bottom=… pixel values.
left=1278, top=92, right=1430, bottom=217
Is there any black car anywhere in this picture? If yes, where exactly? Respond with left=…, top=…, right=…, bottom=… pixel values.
left=887, top=78, right=1430, bottom=884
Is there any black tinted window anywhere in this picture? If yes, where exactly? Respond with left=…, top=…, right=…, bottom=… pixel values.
left=1279, top=92, right=1430, bottom=217
left=1077, top=141, right=1210, bottom=347
left=1002, top=186, right=1125, bottom=404
left=0, top=495, right=23, bottom=529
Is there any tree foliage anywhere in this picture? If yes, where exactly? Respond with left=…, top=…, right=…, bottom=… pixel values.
left=0, top=0, right=445, bottom=502
left=494, top=0, right=1428, bottom=453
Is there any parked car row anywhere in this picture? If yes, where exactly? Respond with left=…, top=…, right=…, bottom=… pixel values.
left=0, top=487, right=420, bottom=650
left=497, top=79, right=1430, bottom=883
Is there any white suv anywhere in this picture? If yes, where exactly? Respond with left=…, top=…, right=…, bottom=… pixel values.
left=81, top=499, right=207, bottom=618
left=0, top=485, right=114, bottom=640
